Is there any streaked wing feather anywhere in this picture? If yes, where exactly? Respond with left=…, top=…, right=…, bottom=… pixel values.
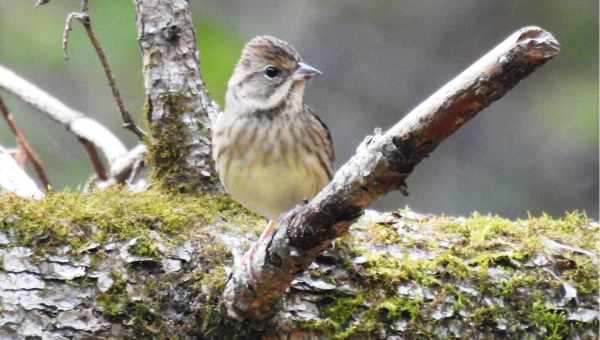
left=305, top=105, right=335, bottom=178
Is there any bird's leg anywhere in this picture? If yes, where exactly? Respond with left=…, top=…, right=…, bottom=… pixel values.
left=242, top=220, right=277, bottom=268
left=258, top=219, right=277, bottom=242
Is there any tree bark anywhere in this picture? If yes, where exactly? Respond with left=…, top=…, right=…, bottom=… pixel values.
left=223, top=26, right=561, bottom=322
left=133, top=0, right=222, bottom=192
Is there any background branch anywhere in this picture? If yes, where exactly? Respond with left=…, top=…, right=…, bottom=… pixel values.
left=0, top=144, right=44, bottom=199
left=61, top=1, right=146, bottom=140
left=223, top=26, right=561, bottom=321
left=0, top=96, right=51, bottom=189
left=0, top=64, right=128, bottom=180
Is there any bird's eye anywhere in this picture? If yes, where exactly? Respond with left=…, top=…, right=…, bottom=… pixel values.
left=264, top=66, right=281, bottom=79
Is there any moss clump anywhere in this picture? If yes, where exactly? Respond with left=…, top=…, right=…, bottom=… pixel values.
left=302, top=294, right=423, bottom=340
left=97, top=274, right=129, bottom=318
left=0, top=187, right=261, bottom=255
left=129, top=234, right=163, bottom=258
left=97, top=272, right=164, bottom=337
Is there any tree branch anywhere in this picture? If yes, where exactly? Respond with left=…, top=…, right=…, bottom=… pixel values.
left=0, top=96, right=51, bottom=190
left=61, top=1, right=147, bottom=140
left=0, top=204, right=596, bottom=338
left=0, top=144, right=44, bottom=199
left=0, top=64, right=128, bottom=180
left=223, top=26, right=561, bottom=321
left=133, top=0, right=222, bottom=192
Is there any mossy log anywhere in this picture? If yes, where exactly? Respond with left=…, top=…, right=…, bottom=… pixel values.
left=0, top=190, right=597, bottom=339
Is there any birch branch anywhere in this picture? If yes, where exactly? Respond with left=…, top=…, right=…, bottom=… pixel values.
left=0, top=64, right=128, bottom=176
left=223, top=26, right=561, bottom=321
left=133, top=0, right=222, bottom=192
left=0, top=145, right=44, bottom=199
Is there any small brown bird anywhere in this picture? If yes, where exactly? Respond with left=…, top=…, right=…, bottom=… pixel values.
left=212, top=36, right=334, bottom=236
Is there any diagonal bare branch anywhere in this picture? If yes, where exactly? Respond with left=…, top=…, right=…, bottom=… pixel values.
left=0, top=96, right=51, bottom=189
left=223, top=26, right=561, bottom=321
left=61, top=1, right=146, bottom=140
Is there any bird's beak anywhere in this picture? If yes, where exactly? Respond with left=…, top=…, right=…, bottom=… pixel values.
left=293, top=62, right=322, bottom=81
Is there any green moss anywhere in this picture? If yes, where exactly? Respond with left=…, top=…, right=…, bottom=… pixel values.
left=0, top=187, right=259, bottom=254
left=529, top=294, right=571, bottom=340
left=301, top=293, right=425, bottom=339
left=300, top=210, right=598, bottom=339
left=129, top=234, right=163, bottom=258
left=97, top=273, right=129, bottom=317
left=146, top=93, right=214, bottom=192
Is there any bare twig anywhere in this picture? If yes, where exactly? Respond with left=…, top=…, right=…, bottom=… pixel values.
left=62, top=12, right=87, bottom=60
left=0, top=145, right=44, bottom=199
left=109, top=144, right=147, bottom=183
left=80, top=0, right=89, bottom=12
left=0, top=64, right=128, bottom=177
left=78, top=137, right=108, bottom=181
left=222, top=26, right=561, bottom=321
left=34, top=0, right=51, bottom=7
left=62, top=1, right=146, bottom=139
left=0, top=96, right=51, bottom=189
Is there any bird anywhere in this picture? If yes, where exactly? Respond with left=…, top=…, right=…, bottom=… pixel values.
left=212, top=35, right=334, bottom=240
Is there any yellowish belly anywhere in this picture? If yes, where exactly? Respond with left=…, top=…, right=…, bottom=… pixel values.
left=219, top=153, right=328, bottom=220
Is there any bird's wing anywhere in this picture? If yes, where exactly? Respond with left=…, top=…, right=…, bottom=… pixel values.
left=305, top=105, right=335, bottom=174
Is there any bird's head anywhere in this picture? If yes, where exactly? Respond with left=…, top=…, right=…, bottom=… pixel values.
left=226, top=35, right=321, bottom=114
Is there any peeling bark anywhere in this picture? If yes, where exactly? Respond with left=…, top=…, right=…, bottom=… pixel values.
left=133, top=0, right=222, bottom=192
left=223, top=27, right=561, bottom=321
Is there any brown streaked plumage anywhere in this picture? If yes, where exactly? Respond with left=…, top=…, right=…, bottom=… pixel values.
left=212, top=36, right=334, bottom=224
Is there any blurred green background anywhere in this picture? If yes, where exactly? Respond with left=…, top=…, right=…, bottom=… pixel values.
left=0, top=1, right=597, bottom=219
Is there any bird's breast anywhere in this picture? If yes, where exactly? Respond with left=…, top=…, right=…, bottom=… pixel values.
left=215, top=117, right=330, bottom=220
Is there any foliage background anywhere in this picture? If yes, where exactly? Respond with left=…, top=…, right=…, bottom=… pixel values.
left=0, top=1, right=597, bottom=218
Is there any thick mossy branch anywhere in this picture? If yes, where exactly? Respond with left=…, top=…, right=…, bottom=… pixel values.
left=134, top=0, right=222, bottom=192
left=0, top=190, right=597, bottom=339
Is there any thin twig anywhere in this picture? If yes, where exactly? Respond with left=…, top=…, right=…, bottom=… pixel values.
left=109, top=144, right=147, bottom=183
left=34, top=0, right=51, bottom=7
left=80, top=0, right=89, bottom=12
left=78, top=137, right=108, bottom=181
left=62, top=1, right=146, bottom=140
left=0, top=96, right=51, bottom=190
left=62, top=12, right=86, bottom=60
